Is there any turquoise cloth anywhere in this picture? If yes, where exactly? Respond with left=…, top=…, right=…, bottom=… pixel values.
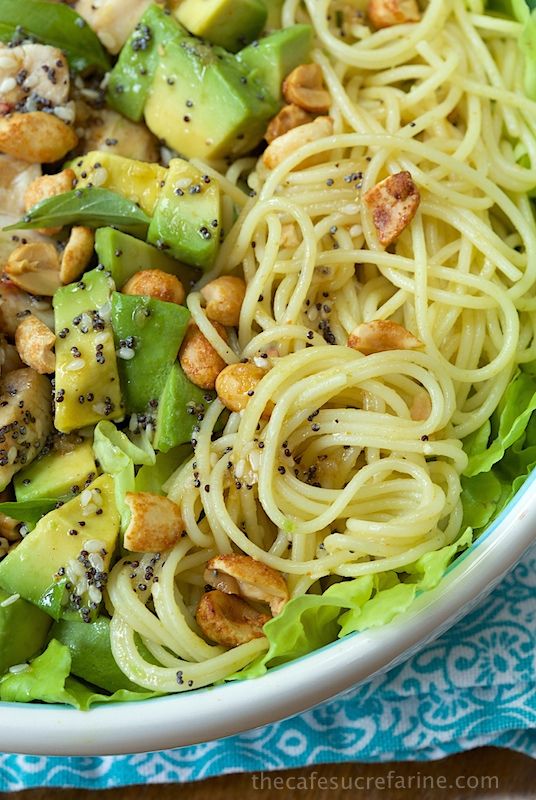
left=1, top=544, right=534, bottom=790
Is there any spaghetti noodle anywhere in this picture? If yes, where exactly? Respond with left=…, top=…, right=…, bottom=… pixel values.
left=108, top=0, right=536, bottom=691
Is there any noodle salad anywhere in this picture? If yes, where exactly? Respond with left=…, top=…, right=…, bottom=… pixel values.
left=0, top=0, right=535, bottom=706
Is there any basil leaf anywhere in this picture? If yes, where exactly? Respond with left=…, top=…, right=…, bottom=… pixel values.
left=0, top=0, right=110, bottom=73
left=5, top=188, right=151, bottom=238
left=0, top=499, right=57, bottom=526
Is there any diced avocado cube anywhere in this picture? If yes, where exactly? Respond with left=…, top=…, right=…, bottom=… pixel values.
left=0, top=590, right=51, bottom=675
left=176, top=0, right=267, bottom=53
left=154, top=363, right=216, bottom=452
left=54, top=269, right=124, bottom=434
left=51, top=616, right=144, bottom=693
left=109, top=5, right=278, bottom=160
left=95, top=228, right=198, bottom=290
left=71, top=151, right=166, bottom=217
left=0, top=475, right=120, bottom=621
left=236, top=25, right=313, bottom=102
left=111, top=292, right=190, bottom=414
left=143, top=38, right=278, bottom=160
left=148, top=158, right=222, bottom=270
left=14, top=442, right=97, bottom=503
left=107, top=5, right=188, bottom=122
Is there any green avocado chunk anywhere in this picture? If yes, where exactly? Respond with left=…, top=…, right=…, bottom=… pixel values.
left=111, top=292, right=191, bottom=415
left=53, top=268, right=124, bottom=434
left=107, top=5, right=186, bottom=122
left=236, top=25, right=313, bottom=102
left=148, top=158, right=222, bottom=270
left=14, top=441, right=97, bottom=503
left=0, top=474, right=120, bottom=621
left=51, top=616, right=143, bottom=693
left=176, top=0, right=267, bottom=52
left=108, top=5, right=278, bottom=161
left=95, top=228, right=198, bottom=290
left=0, top=589, right=51, bottom=675
left=154, top=363, right=216, bottom=453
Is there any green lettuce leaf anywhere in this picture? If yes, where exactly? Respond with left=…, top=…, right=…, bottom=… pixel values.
left=93, top=421, right=155, bottom=529
left=135, top=445, right=192, bottom=495
left=486, top=0, right=536, bottom=97
left=464, top=368, right=536, bottom=476
left=461, top=363, right=536, bottom=533
left=235, top=530, right=473, bottom=680
left=0, top=640, right=157, bottom=709
left=339, top=528, right=473, bottom=637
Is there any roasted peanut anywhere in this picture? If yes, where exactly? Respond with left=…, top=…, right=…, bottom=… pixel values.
left=0, top=112, right=78, bottom=163
left=196, top=589, right=270, bottom=647
left=24, top=168, right=76, bottom=236
left=122, top=269, right=186, bottom=305
left=204, top=554, right=289, bottom=615
left=265, top=104, right=314, bottom=144
left=263, top=116, right=334, bottom=171
left=280, top=223, right=301, bottom=249
left=367, top=0, right=420, bottom=29
left=0, top=511, right=20, bottom=542
left=215, top=362, right=273, bottom=418
left=60, top=227, right=95, bottom=284
left=283, top=64, right=331, bottom=114
left=200, top=276, right=246, bottom=327
left=363, top=171, right=420, bottom=247
left=0, top=335, right=22, bottom=375
left=123, top=492, right=183, bottom=553
left=179, top=321, right=228, bottom=390
left=410, top=390, right=432, bottom=421
left=15, top=314, right=55, bottom=374
left=5, top=242, right=61, bottom=296
left=348, top=320, right=423, bottom=354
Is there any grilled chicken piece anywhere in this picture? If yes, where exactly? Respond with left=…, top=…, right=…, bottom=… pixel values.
left=75, top=0, right=152, bottom=54
left=0, top=44, right=70, bottom=109
left=0, top=367, right=53, bottom=490
left=0, top=277, right=54, bottom=338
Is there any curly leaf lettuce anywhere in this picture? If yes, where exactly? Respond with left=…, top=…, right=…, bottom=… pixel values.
left=462, top=365, right=536, bottom=532
left=135, top=445, right=192, bottom=495
left=236, top=530, right=472, bottom=680
left=93, top=421, right=156, bottom=529
left=487, top=0, right=536, bottom=97
left=0, top=640, right=157, bottom=709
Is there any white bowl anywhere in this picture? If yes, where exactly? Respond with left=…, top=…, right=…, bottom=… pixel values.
left=1, top=472, right=535, bottom=756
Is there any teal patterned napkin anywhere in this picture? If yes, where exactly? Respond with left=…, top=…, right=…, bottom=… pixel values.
left=1, top=544, right=534, bottom=790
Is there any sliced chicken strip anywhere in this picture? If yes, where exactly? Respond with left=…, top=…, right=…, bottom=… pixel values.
left=0, top=44, right=70, bottom=109
left=75, top=0, right=152, bottom=54
left=0, top=367, right=53, bottom=491
left=0, top=277, right=54, bottom=338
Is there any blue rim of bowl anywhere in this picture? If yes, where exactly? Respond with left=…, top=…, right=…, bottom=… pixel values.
left=2, top=466, right=535, bottom=712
